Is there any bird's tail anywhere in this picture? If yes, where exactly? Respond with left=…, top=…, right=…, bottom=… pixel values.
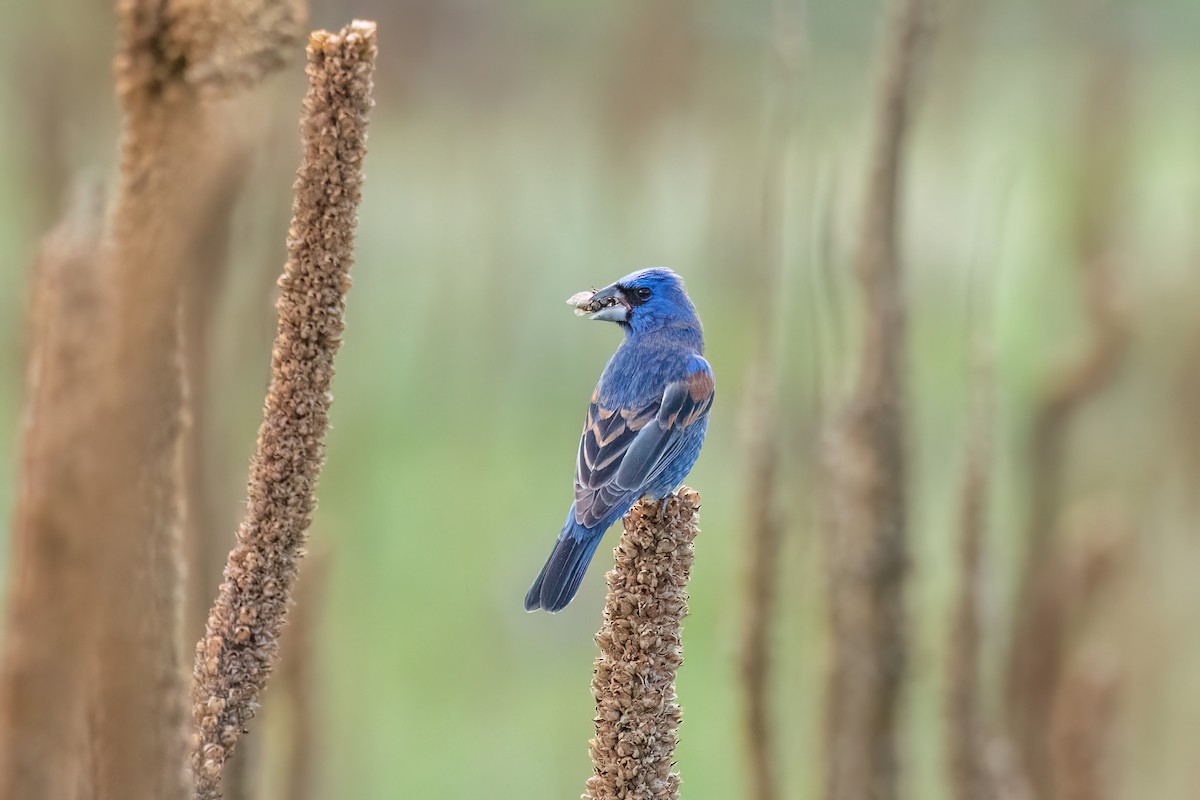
left=525, top=522, right=603, bottom=613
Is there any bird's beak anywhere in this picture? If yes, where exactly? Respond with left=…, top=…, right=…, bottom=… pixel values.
left=566, top=284, right=631, bottom=323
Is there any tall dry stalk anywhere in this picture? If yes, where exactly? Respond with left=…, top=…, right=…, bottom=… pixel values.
left=0, top=184, right=107, bottom=800
left=945, top=347, right=995, bottom=800
left=85, top=2, right=306, bottom=796
left=170, top=0, right=306, bottom=89
left=1005, top=44, right=1129, bottom=797
left=1013, top=520, right=1125, bottom=800
left=1044, top=518, right=1127, bottom=800
left=739, top=6, right=805, bottom=800
left=585, top=489, right=702, bottom=800
left=86, top=5, right=213, bottom=797
left=741, top=300, right=785, bottom=800
left=822, top=0, right=929, bottom=798
left=1049, top=652, right=1121, bottom=800
left=0, top=0, right=305, bottom=789
left=191, top=21, right=377, bottom=799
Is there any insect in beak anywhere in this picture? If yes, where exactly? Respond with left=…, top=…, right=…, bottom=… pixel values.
left=566, top=285, right=630, bottom=323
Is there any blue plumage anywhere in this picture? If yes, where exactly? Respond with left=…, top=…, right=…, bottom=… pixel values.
left=525, top=268, right=714, bottom=612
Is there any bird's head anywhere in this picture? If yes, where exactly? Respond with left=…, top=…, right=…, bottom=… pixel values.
left=567, top=268, right=700, bottom=338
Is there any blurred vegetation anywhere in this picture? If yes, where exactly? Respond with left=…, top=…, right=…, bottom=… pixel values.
left=1, top=0, right=1199, bottom=798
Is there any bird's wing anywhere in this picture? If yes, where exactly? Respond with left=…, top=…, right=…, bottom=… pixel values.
left=574, top=357, right=714, bottom=528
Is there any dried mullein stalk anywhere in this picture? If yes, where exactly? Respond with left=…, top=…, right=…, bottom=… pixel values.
left=89, top=1, right=214, bottom=796
left=739, top=7, right=803, bottom=799
left=0, top=1, right=305, bottom=798
left=88, top=3, right=308, bottom=797
left=585, top=489, right=701, bottom=800
left=945, top=348, right=997, bottom=800
left=1006, top=44, right=1129, bottom=798
left=0, top=183, right=106, bottom=800
left=170, top=0, right=308, bottom=90
left=822, top=0, right=929, bottom=799
left=190, top=21, right=377, bottom=799
left=117, top=0, right=304, bottom=102
left=741, top=354, right=783, bottom=800
left=1049, top=652, right=1121, bottom=800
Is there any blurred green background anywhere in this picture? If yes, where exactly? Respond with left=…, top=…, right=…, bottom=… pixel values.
left=1, top=0, right=1199, bottom=798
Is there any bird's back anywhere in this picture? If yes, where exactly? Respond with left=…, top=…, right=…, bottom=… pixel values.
left=595, top=328, right=704, bottom=408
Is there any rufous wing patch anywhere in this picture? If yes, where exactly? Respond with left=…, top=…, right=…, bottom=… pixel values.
left=686, top=370, right=715, bottom=403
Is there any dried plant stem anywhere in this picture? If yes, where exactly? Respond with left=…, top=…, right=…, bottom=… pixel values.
left=742, top=372, right=783, bottom=800
left=945, top=349, right=995, bottom=800
left=0, top=0, right=307, bottom=793
left=102, top=0, right=309, bottom=792
left=169, top=0, right=307, bottom=89
left=1049, top=653, right=1121, bottom=800
left=190, top=21, right=377, bottom=799
left=1005, top=45, right=1128, bottom=797
left=91, top=98, right=195, bottom=800
left=85, top=2, right=218, bottom=795
left=586, top=489, right=701, bottom=800
left=740, top=8, right=805, bottom=800
left=822, top=0, right=928, bottom=798
left=0, top=185, right=106, bottom=800
left=1012, top=523, right=1124, bottom=800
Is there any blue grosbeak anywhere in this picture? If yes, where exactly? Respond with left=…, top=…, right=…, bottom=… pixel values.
left=525, top=268, right=714, bottom=612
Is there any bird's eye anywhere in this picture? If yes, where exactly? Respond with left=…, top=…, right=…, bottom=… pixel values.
left=635, top=287, right=652, bottom=300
